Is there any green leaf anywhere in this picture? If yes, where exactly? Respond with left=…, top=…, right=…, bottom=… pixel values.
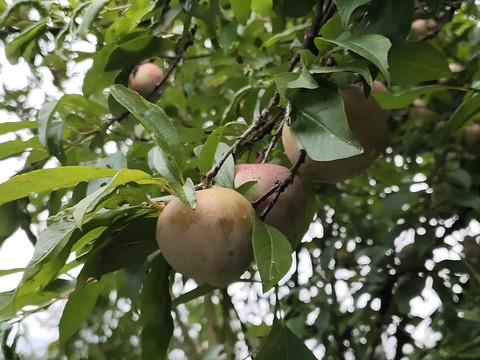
left=171, top=283, right=217, bottom=307
left=79, top=217, right=158, bottom=280
left=315, top=34, right=391, bottom=83
left=289, top=87, right=363, bottom=161
left=213, top=142, right=235, bottom=188
left=5, top=20, right=47, bottom=64
left=333, top=0, right=371, bottom=27
left=72, top=168, right=155, bottom=229
left=76, top=0, right=110, bottom=37
left=373, top=85, right=464, bottom=109
left=231, top=0, right=251, bottom=24
left=0, top=121, right=37, bottom=135
left=110, top=85, right=183, bottom=184
left=444, top=93, right=480, bottom=134
left=140, top=255, right=173, bottom=360
left=253, top=218, right=293, bottom=293
left=308, top=58, right=373, bottom=87
left=0, top=137, right=41, bottom=161
left=354, top=0, right=414, bottom=48
left=0, top=201, right=20, bottom=246
left=264, top=23, right=310, bottom=47
left=59, top=279, right=103, bottom=350
left=283, top=0, right=316, bottom=18
left=389, top=42, right=452, bottom=86
left=198, top=126, right=226, bottom=173
left=0, top=166, right=119, bottom=206
left=251, top=0, right=273, bottom=16
left=83, top=43, right=117, bottom=97
left=256, top=320, right=317, bottom=360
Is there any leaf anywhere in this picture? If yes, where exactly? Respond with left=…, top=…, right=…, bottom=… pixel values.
left=0, top=137, right=41, bottom=161
left=253, top=218, right=293, bottom=293
left=389, top=42, right=452, bottom=86
left=308, top=58, right=373, bottom=87
left=315, top=33, right=391, bottom=83
left=197, top=126, right=226, bottom=173
left=256, top=320, right=317, bottom=360
left=72, top=168, right=155, bottom=229
left=0, top=121, right=37, bottom=135
left=171, top=283, right=217, bottom=307
left=140, top=254, right=173, bottom=360
left=289, top=87, right=363, bottom=161
left=444, top=93, right=480, bottom=134
left=76, top=0, right=110, bottom=37
left=333, top=0, right=371, bottom=27
left=264, top=23, right=310, bottom=47
left=0, top=166, right=119, bottom=206
left=373, top=85, right=462, bottom=109
left=213, top=142, right=235, bottom=188
left=354, top=0, right=414, bottom=47
left=231, top=0, right=251, bottom=24
left=283, top=0, right=316, bottom=18
left=79, top=217, right=159, bottom=280
left=5, top=20, right=47, bottom=64
left=59, top=279, right=103, bottom=350
left=110, top=85, right=183, bottom=184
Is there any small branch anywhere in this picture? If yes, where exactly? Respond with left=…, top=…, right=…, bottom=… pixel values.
left=259, top=149, right=306, bottom=220
left=261, top=117, right=286, bottom=163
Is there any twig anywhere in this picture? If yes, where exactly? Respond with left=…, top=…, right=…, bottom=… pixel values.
left=261, top=117, right=286, bottom=163
left=259, top=149, right=306, bottom=220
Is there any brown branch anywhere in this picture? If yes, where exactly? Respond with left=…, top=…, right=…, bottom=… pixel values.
left=261, top=117, right=286, bottom=163
left=196, top=0, right=332, bottom=189
left=259, top=149, right=306, bottom=221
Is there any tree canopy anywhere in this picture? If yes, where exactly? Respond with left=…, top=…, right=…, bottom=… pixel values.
left=1, top=0, right=480, bottom=359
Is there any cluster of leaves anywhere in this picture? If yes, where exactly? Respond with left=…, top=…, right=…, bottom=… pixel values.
left=1, top=0, right=480, bottom=359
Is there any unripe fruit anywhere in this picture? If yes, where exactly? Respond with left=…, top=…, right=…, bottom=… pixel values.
left=463, top=122, right=480, bottom=157
left=156, top=188, right=255, bottom=287
left=409, top=18, right=438, bottom=40
left=282, top=83, right=389, bottom=183
left=234, top=163, right=308, bottom=242
left=128, top=62, right=164, bottom=99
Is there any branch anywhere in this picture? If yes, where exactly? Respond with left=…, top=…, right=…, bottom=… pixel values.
left=258, top=149, right=306, bottom=221
left=197, top=0, right=331, bottom=189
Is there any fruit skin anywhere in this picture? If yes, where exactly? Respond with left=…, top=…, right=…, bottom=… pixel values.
left=409, top=18, right=438, bottom=40
left=463, top=122, right=480, bottom=157
left=128, top=62, right=164, bottom=99
left=282, top=83, right=389, bottom=183
left=234, top=163, right=307, bottom=242
left=156, top=187, right=255, bottom=287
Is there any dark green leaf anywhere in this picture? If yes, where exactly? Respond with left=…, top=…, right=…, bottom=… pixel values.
left=5, top=20, right=47, bottom=64
left=171, top=283, right=217, bottom=307
left=444, top=93, right=480, bottom=134
left=140, top=255, right=173, bottom=360
left=333, top=0, right=371, bottom=27
left=283, top=0, right=316, bottom=18
left=253, top=218, right=293, bottom=293
left=256, top=320, right=317, bottom=360
left=289, top=87, right=363, bottom=161
left=315, top=34, right=391, bottom=83
left=59, top=279, right=103, bottom=350
left=76, top=0, right=110, bottom=37
left=110, top=85, right=183, bottom=184
left=389, top=42, right=452, bottom=86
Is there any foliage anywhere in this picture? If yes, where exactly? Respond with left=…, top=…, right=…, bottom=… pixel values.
left=0, top=0, right=480, bottom=359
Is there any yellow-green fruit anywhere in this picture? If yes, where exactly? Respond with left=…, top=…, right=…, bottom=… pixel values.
left=128, top=62, right=164, bottom=99
left=463, top=122, right=480, bottom=157
left=156, top=188, right=255, bottom=287
left=234, top=163, right=307, bottom=242
left=282, top=83, right=389, bottom=183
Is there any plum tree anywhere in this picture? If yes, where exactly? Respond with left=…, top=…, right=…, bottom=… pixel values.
left=282, top=83, right=390, bottom=183
left=234, top=163, right=308, bottom=243
left=128, top=62, right=164, bottom=99
left=156, top=187, right=255, bottom=287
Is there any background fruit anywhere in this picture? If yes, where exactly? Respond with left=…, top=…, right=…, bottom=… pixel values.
left=128, top=62, right=164, bottom=99
left=234, top=163, right=308, bottom=242
left=282, top=83, right=389, bottom=183
left=463, top=122, right=480, bottom=156
left=156, top=187, right=255, bottom=287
